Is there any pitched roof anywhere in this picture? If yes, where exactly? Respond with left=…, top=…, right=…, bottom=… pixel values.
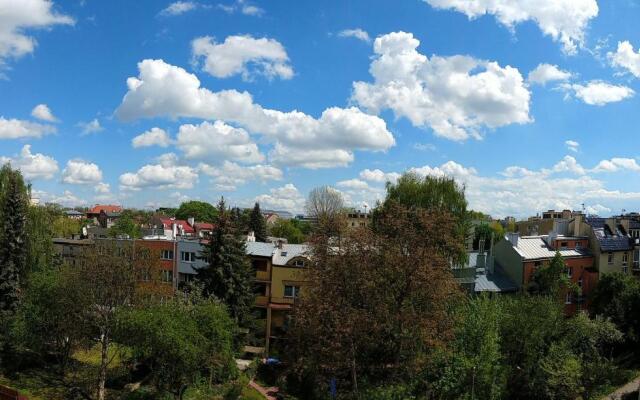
left=158, top=217, right=195, bottom=234
left=511, top=235, right=591, bottom=260
left=586, top=217, right=633, bottom=251
left=245, top=241, right=310, bottom=265
left=474, top=272, right=518, bottom=293
left=88, top=204, right=122, bottom=214
left=194, top=222, right=214, bottom=230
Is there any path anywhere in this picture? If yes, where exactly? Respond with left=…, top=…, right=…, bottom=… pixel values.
left=249, top=380, right=279, bottom=400
left=605, top=375, right=640, bottom=400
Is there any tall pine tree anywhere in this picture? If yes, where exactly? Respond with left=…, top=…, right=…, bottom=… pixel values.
left=249, top=202, right=267, bottom=242
left=0, top=164, right=29, bottom=316
left=196, top=198, right=253, bottom=325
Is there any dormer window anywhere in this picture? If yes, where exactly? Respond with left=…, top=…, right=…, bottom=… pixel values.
left=293, top=259, right=305, bottom=267
left=281, top=251, right=288, bottom=257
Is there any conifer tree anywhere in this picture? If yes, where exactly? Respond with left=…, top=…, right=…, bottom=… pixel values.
left=249, top=202, right=267, bottom=242
left=196, top=198, right=253, bottom=325
left=0, top=164, right=29, bottom=316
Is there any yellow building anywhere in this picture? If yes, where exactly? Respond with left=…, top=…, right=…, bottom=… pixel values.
left=246, top=241, right=309, bottom=355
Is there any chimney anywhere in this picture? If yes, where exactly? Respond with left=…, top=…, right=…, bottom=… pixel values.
left=507, top=232, right=519, bottom=248
left=172, top=223, right=177, bottom=239
left=247, top=231, right=256, bottom=242
left=188, top=217, right=195, bottom=227
left=277, top=239, right=284, bottom=249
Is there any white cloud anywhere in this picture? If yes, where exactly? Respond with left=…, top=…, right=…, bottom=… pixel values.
left=0, top=117, right=56, bottom=139
left=359, top=168, right=401, bottom=184
left=132, top=127, right=172, bottom=148
left=159, top=1, right=197, bottom=16
left=217, top=0, right=264, bottom=16
left=199, top=160, right=282, bottom=190
left=549, top=155, right=586, bottom=175
left=565, top=140, right=579, bottom=153
left=586, top=204, right=611, bottom=215
left=240, top=3, right=264, bottom=16
left=62, top=159, right=103, bottom=184
left=119, top=163, right=198, bottom=190
left=176, top=120, right=263, bottom=163
left=413, top=142, right=436, bottom=151
left=351, top=31, right=531, bottom=141
left=95, top=182, right=110, bottom=194
left=608, top=41, right=640, bottom=78
left=77, top=118, right=104, bottom=135
left=192, top=35, right=293, bottom=80
left=254, top=183, right=305, bottom=213
left=0, top=0, right=74, bottom=68
left=592, top=157, right=640, bottom=173
left=527, top=63, right=572, bottom=85
left=337, top=178, right=371, bottom=190
left=0, top=144, right=58, bottom=180
left=33, top=189, right=86, bottom=207
left=337, top=28, right=371, bottom=43
left=115, top=59, right=394, bottom=168
left=561, top=81, right=635, bottom=106
left=31, top=104, right=58, bottom=122
left=424, top=0, right=598, bottom=54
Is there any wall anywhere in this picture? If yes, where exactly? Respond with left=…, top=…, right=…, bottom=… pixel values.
left=493, top=239, right=524, bottom=287
left=176, top=239, right=207, bottom=276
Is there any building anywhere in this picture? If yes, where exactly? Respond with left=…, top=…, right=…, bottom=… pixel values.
left=517, top=209, right=584, bottom=236
left=175, top=239, right=207, bottom=286
left=86, top=204, right=122, bottom=228
left=346, top=209, right=370, bottom=228
left=53, top=237, right=94, bottom=267
left=150, top=216, right=195, bottom=240
left=262, top=209, right=294, bottom=225
left=64, top=209, right=84, bottom=220
left=494, top=230, right=597, bottom=314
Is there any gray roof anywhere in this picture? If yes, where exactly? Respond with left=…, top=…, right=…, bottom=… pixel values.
left=245, top=241, right=276, bottom=257
left=65, top=210, right=83, bottom=216
left=474, top=272, right=518, bottom=293
left=587, top=217, right=633, bottom=252
left=512, top=235, right=591, bottom=260
left=245, top=241, right=309, bottom=266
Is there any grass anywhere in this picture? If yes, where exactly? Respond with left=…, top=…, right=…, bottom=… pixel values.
left=242, top=385, right=266, bottom=400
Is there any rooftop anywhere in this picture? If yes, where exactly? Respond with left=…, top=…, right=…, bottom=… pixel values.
left=88, top=204, right=122, bottom=214
left=511, top=235, right=591, bottom=260
left=586, top=217, right=633, bottom=252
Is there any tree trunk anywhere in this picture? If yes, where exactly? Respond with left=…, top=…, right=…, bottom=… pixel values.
left=97, top=332, right=109, bottom=400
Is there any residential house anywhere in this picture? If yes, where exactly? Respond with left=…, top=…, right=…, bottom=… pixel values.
left=86, top=204, right=122, bottom=228
left=150, top=216, right=195, bottom=240
left=346, top=209, right=370, bottom=228
left=64, top=209, right=84, bottom=220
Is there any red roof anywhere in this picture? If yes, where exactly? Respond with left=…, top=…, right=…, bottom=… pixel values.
left=194, top=222, right=214, bottom=230
left=158, top=217, right=195, bottom=233
left=88, top=204, right=122, bottom=214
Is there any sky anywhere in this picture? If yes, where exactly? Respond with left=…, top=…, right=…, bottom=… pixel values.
left=1, top=0, right=640, bottom=218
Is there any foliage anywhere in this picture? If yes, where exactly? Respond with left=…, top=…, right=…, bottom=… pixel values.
left=116, top=297, right=237, bottom=399
left=379, top=172, right=468, bottom=265
left=528, top=252, right=572, bottom=297
left=51, top=213, right=83, bottom=238
left=249, top=203, right=267, bottom=242
left=305, top=186, right=344, bottom=235
left=590, top=272, right=640, bottom=346
left=196, top=198, right=254, bottom=326
left=175, top=201, right=217, bottom=223
left=269, top=219, right=305, bottom=244
left=108, top=210, right=142, bottom=239
left=0, top=164, right=29, bottom=318
left=287, top=202, right=462, bottom=396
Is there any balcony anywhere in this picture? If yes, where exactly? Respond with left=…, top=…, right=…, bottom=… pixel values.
left=255, top=296, right=269, bottom=307
left=255, top=270, right=270, bottom=281
left=270, top=296, right=295, bottom=305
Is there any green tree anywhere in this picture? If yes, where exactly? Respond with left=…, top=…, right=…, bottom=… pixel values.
left=175, top=200, right=217, bottom=222
left=379, top=172, right=468, bottom=265
left=590, top=272, right=640, bottom=346
left=249, top=203, right=267, bottom=242
left=116, top=297, right=237, bottom=399
left=108, top=210, right=142, bottom=238
left=269, top=219, right=305, bottom=244
left=196, top=198, right=253, bottom=326
left=0, top=164, right=29, bottom=317
left=528, top=252, right=571, bottom=296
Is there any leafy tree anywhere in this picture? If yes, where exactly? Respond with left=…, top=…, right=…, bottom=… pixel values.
left=269, top=219, right=305, bottom=244
left=288, top=202, right=462, bottom=396
left=116, top=297, right=237, bottom=399
left=528, top=252, right=572, bottom=297
left=379, top=172, right=468, bottom=265
left=175, top=200, right=217, bottom=222
left=196, top=198, right=253, bottom=326
left=108, top=210, right=142, bottom=238
left=538, top=343, right=583, bottom=400
left=249, top=203, right=267, bottom=242
left=51, top=213, right=83, bottom=238
left=473, top=223, right=493, bottom=251
left=590, top=272, right=640, bottom=346
left=0, top=164, right=29, bottom=317
left=27, top=205, right=63, bottom=274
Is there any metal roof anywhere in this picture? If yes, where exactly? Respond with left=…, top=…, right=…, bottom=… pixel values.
left=272, top=244, right=309, bottom=266
left=587, top=217, right=633, bottom=252
left=474, top=272, right=518, bottom=293
left=245, top=241, right=275, bottom=257
left=512, top=235, right=591, bottom=260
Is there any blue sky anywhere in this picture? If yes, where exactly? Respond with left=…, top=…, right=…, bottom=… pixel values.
left=1, top=0, right=640, bottom=218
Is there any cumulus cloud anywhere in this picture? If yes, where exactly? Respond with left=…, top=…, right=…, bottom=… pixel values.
left=424, top=0, right=598, bottom=54
left=199, top=160, right=282, bottom=190
left=0, top=144, right=58, bottom=180
left=592, top=158, right=640, bottom=173
left=159, top=1, right=198, bottom=16
left=565, top=140, right=579, bottom=153
left=217, top=0, right=264, bottom=16
left=337, top=28, right=371, bottom=43
left=528, top=63, right=572, bottom=85
left=608, top=40, right=640, bottom=78
left=176, top=120, right=263, bottom=163
left=33, top=189, right=85, bottom=207
left=351, top=31, right=531, bottom=141
left=31, top=104, right=59, bottom=122
left=337, top=178, right=371, bottom=190
left=254, top=183, right=305, bottom=213
left=95, top=182, right=110, bottom=194
left=0, top=117, right=56, bottom=139
left=77, top=118, right=104, bottom=135
left=359, top=168, right=401, bottom=183
left=192, top=35, right=293, bottom=80
left=0, top=0, right=74, bottom=69
left=115, top=59, right=394, bottom=168
left=131, top=127, right=172, bottom=148
left=62, top=159, right=103, bottom=184
left=560, top=81, right=635, bottom=106
left=119, top=163, right=198, bottom=190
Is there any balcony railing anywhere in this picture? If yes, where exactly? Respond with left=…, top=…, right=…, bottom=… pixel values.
left=255, top=296, right=269, bottom=306
left=270, top=296, right=296, bottom=305
left=255, top=270, right=270, bottom=281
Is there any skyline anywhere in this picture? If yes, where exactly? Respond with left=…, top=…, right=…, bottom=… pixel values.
left=1, top=0, right=640, bottom=218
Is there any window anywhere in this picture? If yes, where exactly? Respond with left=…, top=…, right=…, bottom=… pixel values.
left=623, top=252, right=629, bottom=266
left=577, top=279, right=583, bottom=289
left=181, top=251, right=195, bottom=262
left=161, top=270, right=173, bottom=283
left=566, top=267, right=572, bottom=278
left=608, top=252, right=614, bottom=265
left=293, top=259, right=305, bottom=267
left=161, top=249, right=174, bottom=260
left=560, top=241, right=568, bottom=249
left=575, top=242, right=582, bottom=250
left=565, top=292, right=572, bottom=304
left=284, top=285, right=300, bottom=298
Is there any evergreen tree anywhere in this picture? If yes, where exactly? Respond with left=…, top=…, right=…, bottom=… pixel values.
left=0, top=164, right=29, bottom=317
left=195, top=198, right=253, bottom=325
left=249, top=202, right=267, bottom=242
